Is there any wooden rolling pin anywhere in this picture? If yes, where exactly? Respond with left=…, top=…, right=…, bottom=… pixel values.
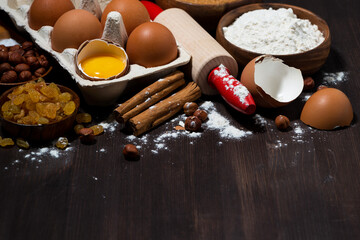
left=153, top=8, right=256, bottom=114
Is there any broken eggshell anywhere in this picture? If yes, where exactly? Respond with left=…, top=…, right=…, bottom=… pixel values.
left=75, top=39, right=129, bottom=81
left=240, top=55, right=304, bottom=108
left=300, top=88, right=353, bottom=130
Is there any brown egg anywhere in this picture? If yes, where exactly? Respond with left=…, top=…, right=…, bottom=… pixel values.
left=300, top=88, right=353, bottom=130
left=51, top=9, right=102, bottom=53
left=28, top=0, right=75, bottom=30
left=126, top=22, right=178, bottom=68
left=101, top=0, right=150, bottom=36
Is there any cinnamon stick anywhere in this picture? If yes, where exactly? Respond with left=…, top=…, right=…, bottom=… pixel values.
left=114, top=71, right=185, bottom=127
left=129, top=82, right=201, bottom=136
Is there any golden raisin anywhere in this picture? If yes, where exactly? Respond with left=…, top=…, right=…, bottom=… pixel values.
left=74, top=124, right=84, bottom=134
left=76, top=113, right=92, bottom=124
left=90, top=125, right=104, bottom=136
left=55, top=137, right=69, bottom=149
left=63, top=101, right=76, bottom=115
left=16, top=138, right=30, bottom=149
left=0, top=138, right=14, bottom=147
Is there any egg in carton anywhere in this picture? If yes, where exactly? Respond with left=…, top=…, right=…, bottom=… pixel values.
left=0, top=0, right=191, bottom=105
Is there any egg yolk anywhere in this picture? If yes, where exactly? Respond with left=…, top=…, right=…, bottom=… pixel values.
left=80, top=55, right=126, bottom=79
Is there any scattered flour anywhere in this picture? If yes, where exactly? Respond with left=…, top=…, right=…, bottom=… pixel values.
left=253, top=114, right=267, bottom=127
left=99, top=121, right=118, bottom=133
left=322, top=72, right=348, bottom=85
left=223, top=8, right=324, bottom=55
left=125, top=101, right=252, bottom=154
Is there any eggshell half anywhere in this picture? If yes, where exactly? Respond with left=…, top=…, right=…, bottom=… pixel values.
left=241, top=55, right=304, bottom=108
left=300, top=88, right=353, bottom=130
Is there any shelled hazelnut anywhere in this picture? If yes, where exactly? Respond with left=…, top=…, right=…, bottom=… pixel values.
left=1, top=70, right=17, bottom=83
left=183, top=102, right=198, bottom=116
left=193, top=109, right=208, bottom=122
left=275, top=115, right=290, bottom=130
left=123, top=144, right=140, bottom=161
left=78, top=127, right=95, bottom=144
left=303, top=77, right=315, bottom=90
left=19, top=71, right=32, bottom=82
left=185, top=115, right=202, bottom=132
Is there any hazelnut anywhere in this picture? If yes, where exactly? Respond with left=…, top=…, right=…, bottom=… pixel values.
left=0, top=70, right=17, bottom=83
left=21, top=41, right=33, bottom=51
left=23, top=50, right=36, bottom=58
left=303, top=77, right=315, bottom=90
left=193, top=109, right=208, bottom=122
left=79, top=128, right=95, bottom=144
left=18, top=71, right=32, bottom=82
left=185, top=116, right=202, bottom=132
left=0, top=45, right=8, bottom=52
left=275, top=115, right=290, bottom=131
left=123, top=144, right=140, bottom=161
left=8, top=52, right=23, bottom=65
left=38, top=55, right=49, bottom=68
left=34, top=67, right=46, bottom=77
left=14, top=63, right=30, bottom=73
left=317, top=85, right=328, bottom=91
left=0, top=62, right=12, bottom=74
left=26, top=56, right=40, bottom=69
left=0, top=51, right=9, bottom=62
left=9, top=45, right=20, bottom=52
left=183, top=102, right=198, bottom=116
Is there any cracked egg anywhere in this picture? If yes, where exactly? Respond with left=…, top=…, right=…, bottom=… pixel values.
left=75, top=39, right=129, bottom=81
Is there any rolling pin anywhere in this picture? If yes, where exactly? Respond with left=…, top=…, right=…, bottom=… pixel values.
left=152, top=7, right=256, bottom=114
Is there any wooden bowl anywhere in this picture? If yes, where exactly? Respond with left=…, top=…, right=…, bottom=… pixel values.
left=0, top=66, right=52, bottom=93
left=155, top=0, right=262, bottom=32
left=0, top=83, right=80, bottom=141
left=216, top=3, right=331, bottom=75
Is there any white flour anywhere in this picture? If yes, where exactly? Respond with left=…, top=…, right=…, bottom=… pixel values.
left=223, top=8, right=325, bottom=55
left=322, top=72, right=348, bottom=85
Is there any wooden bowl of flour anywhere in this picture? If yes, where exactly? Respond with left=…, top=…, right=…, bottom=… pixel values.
left=216, top=3, right=331, bottom=75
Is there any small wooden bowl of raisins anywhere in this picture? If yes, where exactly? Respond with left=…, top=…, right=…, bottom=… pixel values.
left=0, top=81, right=80, bottom=141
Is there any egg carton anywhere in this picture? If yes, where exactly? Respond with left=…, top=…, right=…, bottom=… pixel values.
left=0, top=0, right=191, bottom=105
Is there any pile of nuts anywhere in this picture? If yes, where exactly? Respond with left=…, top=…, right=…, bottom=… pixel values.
left=183, top=102, right=208, bottom=132
left=0, top=41, right=50, bottom=83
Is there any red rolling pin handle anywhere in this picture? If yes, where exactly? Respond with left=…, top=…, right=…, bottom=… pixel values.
left=208, top=65, right=256, bottom=115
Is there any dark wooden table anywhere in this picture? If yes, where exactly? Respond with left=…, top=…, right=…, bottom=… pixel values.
left=1, top=0, right=360, bottom=239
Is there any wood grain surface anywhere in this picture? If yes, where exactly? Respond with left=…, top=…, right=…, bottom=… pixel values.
left=1, top=0, right=360, bottom=239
